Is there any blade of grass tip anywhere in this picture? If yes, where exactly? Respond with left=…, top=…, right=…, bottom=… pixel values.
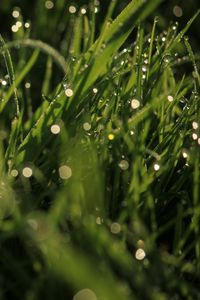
left=167, top=9, right=200, bottom=52
left=15, top=0, right=163, bottom=165
left=184, top=37, right=200, bottom=86
left=0, top=49, right=40, bottom=113
left=70, top=16, right=83, bottom=56
left=68, top=0, right=163, bottom=109
left=147, top=16, right=158, bottom=81
left=0, top=35, right=19, bottom=117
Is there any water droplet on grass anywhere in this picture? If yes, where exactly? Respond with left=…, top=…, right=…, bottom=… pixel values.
left=73, top=289, right=97, bottom=300
left=131, top=99, right=140, bottom=109
left=50, top=124, right=61, bottom=135
left=10, top=169, right=18, bottom=177
left=93, top=88, right=98, bottom=94
left=110, top=222, right=121, bottom=234
left=192, top=122, right=199, bottom=130
left=25, top=82, right=31, bottom=89
left=69, top=5, right=77, bottom=13
left=65, top=88, right=73, bottom=97
left=135, top=248, right=146, bottom=260
left=167, top=95, right=174, bottom=102
left=192, top=133, right=198, bottom=140
left=108, top=134, right=115, bottom=141
left=12, top=10, right=20, bottom=18
left=83, top=122, right=91, bottom=131
left=59, top=165, right=72, bottom=180
left=118, top=160, right=129, bottom=171
left=45, top=0, right=54, bottom=9
left=81, top=8, right=87, bottom=15
left=22, top=167, right=33, bottom=178
left=154, top=163, right=160, bottom=171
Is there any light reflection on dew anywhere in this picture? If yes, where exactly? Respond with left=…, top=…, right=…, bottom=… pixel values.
left=142, top=66, right=147, bottom=72
left=73, top=289, right=97, bottom=300
left=22, top=167, right=33, bottom=178
left=154, top=163, right=160, bottom=171
left=173, top=5, right=183, bottom=18
left=69, top=5, right=77, bottom=14
left=16, top=21, right=22, bottom=28
left=118, top=160, right=129, bottom=171
left=50, top=124, right=61, bottom=135
left=131, top=99, right=140, bottom=109
left=167, top=95, right=174, bottom=102
left=25, top=82, right=31, bottom=89
left=12, top=10, right=20, bottom=18
left=65, top=88, right=74, bottom=97
left=10, top=169, right=18, bottom=177
left=192, top=122, right=199, bottom=130
left=110, top=222, right=121, bottom=234
left=81, top=8, right=87, bottom=15
left=108, top=133, right=115, bottom=141
left=25, top=22, right=30, bottom=28
left=1, top=80, right=7, bottom=86
left=93, top=87, right=98, bottom=94
left=96, top=217, right=102, bottom=225
left=192, top=133, right=198, bottom=140
left=45, top=0, right=54, bottom=9
left=83, top=122, right=91, bottom=131
left=59, top=165, right=72, bottom=180
left=135, top=248, right=146, bottom=260
left=11, top=25, right=18, bottom=33
left=182, top=150, right=188, bottom=159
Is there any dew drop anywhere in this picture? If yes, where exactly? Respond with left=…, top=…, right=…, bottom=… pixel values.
left=11, top=25, right=18, bottom=33
left=192, top=133, right=198, bottom=140
left=12, top=10, right=20, bottom=18
left=83, top=122, right=91, bottom=131
left=154, top=163, right=160, bottom=171
left=73, top=289, right=97, bottom=300
left=118, top=160, right=129, bottom=171
left=108, top=134, right=115, bottom=141
left=182, top=150, right=188, bottom=159
left=110, top=222, right=121, bottom=234
left=59, top=165, right=72, bottom=180
left=25, top=82, right=31, bottom=89
left=45, top=1, right=54, bottom=9
left=69, top=5, right=77, bottom=13
left=1, top=80, right=7, bottom=86
left=10, top=169, right=18, bottom=177
left=81, top=8, right=87, bottom=15
left=25, top=22, right=30, bottom=28
left=65, top=88, right=74, bottom=97
left=135, top=248, right=146, bottom=260
left=173, top=5, right=183, bottom=18
left=131, top=99, right=140, bottom=109
left=167, top=95, right=174, bottom=102
left=22, top=167, right=33, bottom=178
left=93, top=88, right=98, bottom=94
left=192, top=121, right=199, bottom=130
left=50, top=124, right=61, bottom=135
left=142, top=66, right=147, bottom=72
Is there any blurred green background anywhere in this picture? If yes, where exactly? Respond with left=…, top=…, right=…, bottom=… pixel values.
left=0, top=0, right=199, bottom=47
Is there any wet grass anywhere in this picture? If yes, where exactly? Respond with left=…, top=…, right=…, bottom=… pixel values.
left=0, top=1, right=200, bottom=299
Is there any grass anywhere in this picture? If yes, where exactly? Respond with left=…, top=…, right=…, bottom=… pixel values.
left=0, top=1, right=200, bottom=299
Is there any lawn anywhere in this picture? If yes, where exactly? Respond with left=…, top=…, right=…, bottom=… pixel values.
left=0, top=1, right=200, bottom=299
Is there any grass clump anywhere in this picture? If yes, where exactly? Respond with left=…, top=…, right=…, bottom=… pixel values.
left=0, top=1, right=200, bottom=299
